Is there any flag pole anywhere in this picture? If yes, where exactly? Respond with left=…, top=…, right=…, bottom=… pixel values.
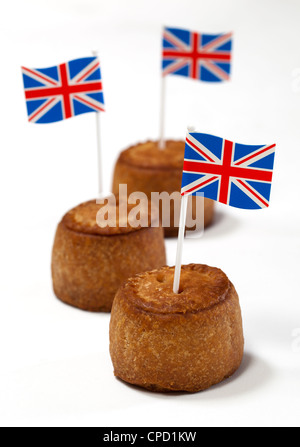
left=173, top=194, right=188, bottom=294
left=92, top=49, right=103, bottom=195
left=95, top=110, right=103, bottom=195
left=158, top=76, right=166, bottom=150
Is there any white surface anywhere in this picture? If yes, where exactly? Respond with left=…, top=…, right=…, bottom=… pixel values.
left=0, top=0, right=300, bottom=428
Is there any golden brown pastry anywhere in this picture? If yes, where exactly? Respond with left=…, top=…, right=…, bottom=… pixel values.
left=112, top=140, right=215, bottom=237
left=110, top=264, right=244, bottom=392
left=51, top=199, right=166, bottom=312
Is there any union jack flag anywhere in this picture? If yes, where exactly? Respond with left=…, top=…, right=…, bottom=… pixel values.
left=162, top=27, right=232, bottom=82
left=181, top=132, right=276, bottom=210
left=21, top=57, right=105, bottom=123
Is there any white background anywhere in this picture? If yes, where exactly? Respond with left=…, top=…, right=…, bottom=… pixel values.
left=0, top=0, right=299, bottom=427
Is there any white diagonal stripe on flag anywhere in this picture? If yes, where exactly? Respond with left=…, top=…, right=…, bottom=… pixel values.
left=72, top=93, right=105, bottom=112
left=162, top=58, right=190, bottom=76
left=186, top=133, right=221, bottom=163
left=231, top=178, right=269, bottom=208
left=234, top=144, right=276, bottom=168
left=201, top=59, right=230, bottom=81
left=181, top=173, right=219, bottom=196
left=71, top=58, right=100, bottom=84
left=22, top=67, right=59, bottom=87
left=28, top=96, right=61, bottom=123
left=163, top=28, right=191, bottom=51
left=201, top=33, right=232, bottom=52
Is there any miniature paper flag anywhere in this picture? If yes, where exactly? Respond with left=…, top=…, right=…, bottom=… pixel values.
left=21, top=57, right=105, bottom=123
left=162, top=27, right=232, bottom=82
left=181, top=132, right=276, bottom=209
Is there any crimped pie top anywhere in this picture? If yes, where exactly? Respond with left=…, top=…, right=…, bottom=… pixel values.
left=62, top=199, right=159, bottom=236
left=118, top=140, right=185, bottom=170
left=119, top=264, right=231, bottom=314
